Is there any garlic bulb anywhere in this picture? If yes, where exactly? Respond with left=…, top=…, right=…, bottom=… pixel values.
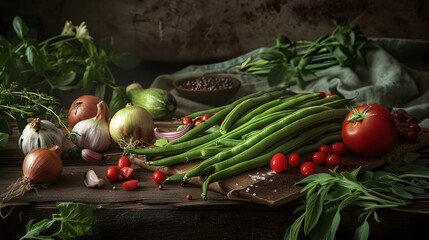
left=19, top=118, right=64, bottom=155
left=72, top=101, right=111, bottom=152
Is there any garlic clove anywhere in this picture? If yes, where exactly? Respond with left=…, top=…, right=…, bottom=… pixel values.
left=81, top=149, right=104, bottom=164
left=84, top=169, right=105, bottom=188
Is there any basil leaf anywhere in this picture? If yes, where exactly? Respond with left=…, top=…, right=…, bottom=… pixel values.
left=21, top=218, right=55, bottom=240
left=82, top=65, right=95, bottom=93
left=13, top=16, right=29, bottom=39
left=52, top=202, right=97, bottom=240
left=109, top=86, right=127, bottom=117
left=26, top=45, right=45, bottom=74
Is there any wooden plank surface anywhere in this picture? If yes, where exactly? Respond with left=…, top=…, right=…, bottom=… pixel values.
left=2, top=122, right=429, bottom=208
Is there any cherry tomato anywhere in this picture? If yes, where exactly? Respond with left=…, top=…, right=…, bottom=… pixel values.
left=270, top=153, right=288, bottom=173
left=326, top=154, right=342, bottom=167
left=404, top=130, right=417, bottom=143
left=409, top=123, right=421, bottom=133
left=201, top=113, right=212, bottom=121
left=117, top=156, right=131, bottom=170
left=152, top=171, right=167, bottom=184
left=317, top=144, right=331, bottom=155
left=300, top=162, right=316, bottom=177
left=120, top=167, right=135, bottom=180
left=182, top=116, right=193, bottom=125
left=325, top=93, right=334, bottom=98
left=193, top=117, right=205, bottom=127
left=287, top=153, right=300, bottom=167
left=342, top=104, right=397, bottom=157
left=122, top=180, right=139, bottom=190
left=105, top=166, right=120, bottom=182
left=312, top=151, right=327, bottom=165
left=330, top=142, right=346, bottom=156
left=186, top=194, right=193, bottom=200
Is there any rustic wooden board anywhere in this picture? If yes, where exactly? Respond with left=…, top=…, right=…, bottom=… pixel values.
left=2, top=121, right=429, bottom=208
left=137, top=128, right=429, bottom=207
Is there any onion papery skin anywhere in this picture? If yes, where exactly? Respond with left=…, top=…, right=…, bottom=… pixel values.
left=109, top=104, right=155, bottom=144
left=68, top=95, right=109, bottom=129
left=22, top=146, right=63, bottom=185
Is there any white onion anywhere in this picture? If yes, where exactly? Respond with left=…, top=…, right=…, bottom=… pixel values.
left=109, top=103, right=155, bottom=145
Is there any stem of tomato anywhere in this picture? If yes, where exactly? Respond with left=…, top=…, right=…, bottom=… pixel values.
left=346, top=105, right=376, bottom=123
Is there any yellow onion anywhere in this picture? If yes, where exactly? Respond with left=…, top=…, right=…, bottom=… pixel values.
left=0, top=146, right=63, bottom=204
left=109, top=103, right=155, bottom=145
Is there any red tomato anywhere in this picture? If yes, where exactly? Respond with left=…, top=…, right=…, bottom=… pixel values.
left=186, top=194, right=193, bottom=200
left=300, top=162, right=316, bottom=177
left=312, top=152, right=327, bottom=165
left=122, top=180, right=139, bottom=190
left=330, top=142, right=346, bottom=156
left=270, top=153, right=288, bottom=173
left=152, top=171, right=167, bottom=184
left=118, top=156, right=131, bottom=170
left=326, top=154, right=342, bottom=167
left=287, top=153, right=300, bottom=167
left=105, top=166, right=120, bottom=182
left=317, top=144, right=331, bottom=155
left=342, top=104, right=397, bottom=157
left=120, top=167, right=135, bottom=180
left=201, top=113, right=212, bottom=121
left=182, top=116, right=193, bottom=125
left=193, top=118, right=205, bottom=127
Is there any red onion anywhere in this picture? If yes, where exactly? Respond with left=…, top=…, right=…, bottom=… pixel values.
left=67, top=95, right=109, bottom=129
left=0, top=146, right=63, bottom=204
left=154, top=124, right=192, bottom=142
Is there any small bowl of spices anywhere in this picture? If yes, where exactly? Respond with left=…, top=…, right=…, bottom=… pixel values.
left=174, top=74, right=241, bottom=106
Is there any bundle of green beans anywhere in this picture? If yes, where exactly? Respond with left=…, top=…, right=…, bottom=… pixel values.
left=126, top=87, right=352, bottom=199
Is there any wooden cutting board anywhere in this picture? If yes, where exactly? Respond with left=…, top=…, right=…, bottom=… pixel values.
left=136, top=128, right=429, bottom=207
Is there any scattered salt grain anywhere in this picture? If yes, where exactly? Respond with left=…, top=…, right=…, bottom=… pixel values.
left=252, top=193, right=257, bottom=196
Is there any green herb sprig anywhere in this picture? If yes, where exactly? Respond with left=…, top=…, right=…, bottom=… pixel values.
left=20, top=202, right=97, bottom=240
left=238, top=18, right=369, bottom=89
left=1, top=16, right=139, bottom=117
left=285, top=152, right=429, bottom=240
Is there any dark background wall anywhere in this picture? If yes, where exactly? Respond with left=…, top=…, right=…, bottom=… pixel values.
left=1, top=0, right=429, bottom=86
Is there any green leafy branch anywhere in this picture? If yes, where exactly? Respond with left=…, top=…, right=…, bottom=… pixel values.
left=1, top=16, right=139, bottom=117
left=284, top=152, right=429, bottom=240
left=238, top=18, right=369, bottom=89
left=20, top=202, right=97, bottom=240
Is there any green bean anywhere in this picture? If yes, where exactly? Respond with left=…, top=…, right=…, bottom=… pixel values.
left=125, top=131, right=222, bottom=157
left=171, top=86, right=288, bottom=144
left=146, top=110, right=293, bottom=166
left=200, top=146, right=230, bottom=158
left=213, top=123, right=342, bottom=172
left=201, top=130, right=343, bottom=199
left=230, top=93, right=297, bottom=129
left=219, top=89, right=293, bottom=134
left=183, top=106, right=348, bottom=181
left=186, top=87, right=285, bottom=119
left=215, top=139, right=243, bottom=147
left=296, top=94, right=342, bottom=107
left=248, top=92, right=323, bottom=122
left=187, top=105, right=229, bottom=119
left=321, top=98, right=352, bottom=109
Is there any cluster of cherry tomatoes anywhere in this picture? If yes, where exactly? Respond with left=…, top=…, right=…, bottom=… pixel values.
left=269, top=141, right=347, bottom=177
left=390, top=108, right=421, bottom=143
left=182, top=113, right=213, bottom=127
left=104, top=156, right=170, bottom=191
left=105, top=156, right=139, bottom=190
